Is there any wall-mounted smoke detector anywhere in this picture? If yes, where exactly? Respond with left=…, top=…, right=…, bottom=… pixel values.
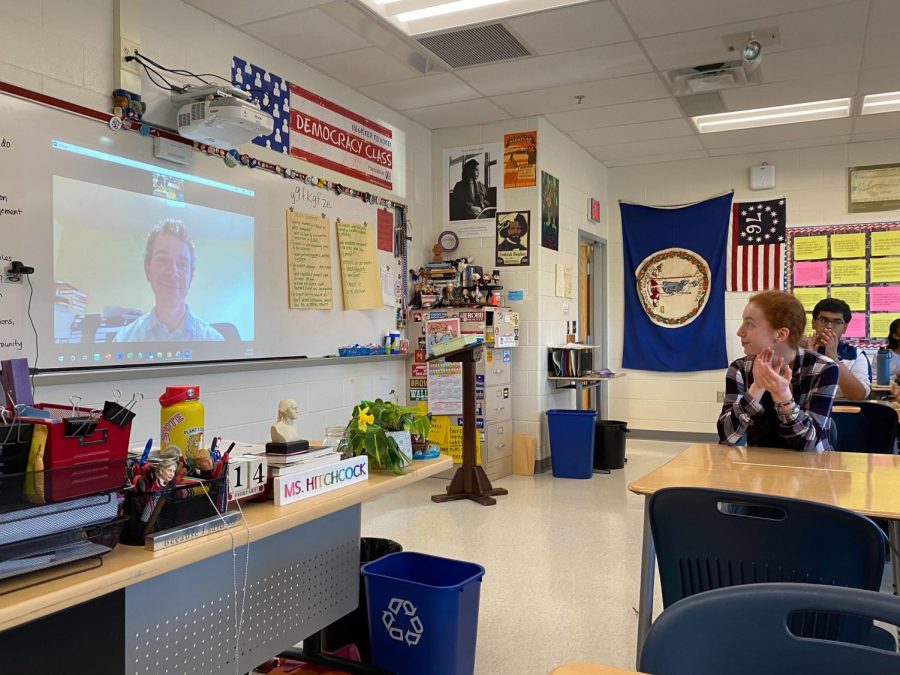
left=665, top=59, right=763, bottom=97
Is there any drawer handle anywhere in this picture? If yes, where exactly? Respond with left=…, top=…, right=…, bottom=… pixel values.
left=494, top=406, right=505, bottom=411
left=493, top=369, right=504, bottom=374
left=497, top=443, right=506, bottom=449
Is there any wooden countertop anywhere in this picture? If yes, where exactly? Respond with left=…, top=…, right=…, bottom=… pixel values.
left=628, top=443, right=900, bottom=520
left=550, top=664, right=645, bottom=675
left=0, top=455, right=452, bottom=633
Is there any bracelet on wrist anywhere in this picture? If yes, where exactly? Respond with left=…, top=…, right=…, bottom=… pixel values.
left=774, top=398, right=796, bottom=410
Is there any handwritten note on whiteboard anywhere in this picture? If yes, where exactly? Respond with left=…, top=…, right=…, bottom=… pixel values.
left=336, top=221, right=381, bottom=310
left=286, top=211, right=333, bottom=309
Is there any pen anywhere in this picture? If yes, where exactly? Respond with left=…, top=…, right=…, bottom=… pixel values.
left=139, top=438, right=152, bottom=465
left=209, top=436, right=219, bottom=460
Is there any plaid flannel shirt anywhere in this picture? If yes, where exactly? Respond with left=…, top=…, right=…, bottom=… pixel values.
left=717, top=348, right=839, bottom=452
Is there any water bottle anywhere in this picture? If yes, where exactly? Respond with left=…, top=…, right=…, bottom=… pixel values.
left=876, top=347, right=892, bottom=386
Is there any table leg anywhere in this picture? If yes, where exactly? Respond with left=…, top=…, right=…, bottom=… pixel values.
left=575, top=381, right=583, bottom=411
left=890, top=520, right=900, bottom=597
left=636, top=496, right=655, bottom=668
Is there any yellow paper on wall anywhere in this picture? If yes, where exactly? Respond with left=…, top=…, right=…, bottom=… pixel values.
left=870, top=313, right=900, bottom=338
left=830, top=258, right=867, bottom=285
left=793, top=236, right=828, bottom=261
left=871, top=231, right=900, bottom=257
left=286, top=211, right=333, bottom=309
left=336, top=220, right=382, bottom=310
left=830, top=286, right=866, bottom=311
left=427, top=415, right=481, bottom=464
left=793, top=286, right=828, bottom=312
left=830, top=233, right=866, bottom=259
left=871, top=257, right=900, bottom=283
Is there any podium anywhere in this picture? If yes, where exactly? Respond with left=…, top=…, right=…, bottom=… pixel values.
left=428, top=343, right=509, bottom=506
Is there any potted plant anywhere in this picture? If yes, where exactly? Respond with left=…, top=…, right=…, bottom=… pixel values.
left=342, top=391, right=431, bottom=475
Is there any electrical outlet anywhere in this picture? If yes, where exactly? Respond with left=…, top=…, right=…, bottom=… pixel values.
left=120, top=38, right=141, bottom=77
left=716, top=390, right=725, bottom=403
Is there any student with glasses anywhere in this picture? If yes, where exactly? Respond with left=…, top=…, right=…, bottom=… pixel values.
left=799, top=298, right=870, bottom=400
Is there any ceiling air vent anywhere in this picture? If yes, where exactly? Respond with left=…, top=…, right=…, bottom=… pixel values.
left=665, top=59, right=762, bottom=97
left=417, top=24, right=530, bottom=68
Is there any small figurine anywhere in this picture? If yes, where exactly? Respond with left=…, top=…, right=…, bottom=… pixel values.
left=136, top=451, right=179, bottom=523
left=184, top=437, right=216, bottom=478
left=432, top=242, right=444, bottom=263
left=271, top=398, right=301, bottom=443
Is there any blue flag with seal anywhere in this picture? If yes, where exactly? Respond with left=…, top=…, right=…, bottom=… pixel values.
left=621, top=193, right=732, bottom=372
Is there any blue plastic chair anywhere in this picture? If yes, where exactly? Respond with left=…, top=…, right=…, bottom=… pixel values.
left=831, top=402, right=898, bottom=454
left=648, top=487, right=889, bottom=646
left=639, top=583, right=900, bottom=675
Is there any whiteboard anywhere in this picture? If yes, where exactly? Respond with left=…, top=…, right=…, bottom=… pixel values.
left=0, top=85, right=404, bottom=371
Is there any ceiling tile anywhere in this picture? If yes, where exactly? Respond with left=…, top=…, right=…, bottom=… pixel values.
left=615, top=0, right=849, bottom=38
left=720, top=72, right=857, bottom=110
left=308, top=47, right=422, bottom=87
left=852, top=110, right=900, bottom=135
left=863, top=34, right=900, bottom=70
left=546, top=98, right=683, bottom=131
left=641, top=1, right=867, bottom=71
left=851, top=131, right=900, bottom=144
left=243, top=8, right=370, bottom=59
left=455, top=42, right=652, bottom=97
left=588, top=135, right=704, bottom=160
left=698, top=118, right=853, bottom=149
left=403, top=98, right=511, bottom=128
left=867, top=0, right=900, bottom=38
left=603, top=150, right=709, bottom=167
left=358, top=73, right=480, bottom=111
left=505, top=1, right=632, bottom=56
left=491, top=73, right=668, bottom=116
left=570, top=118, right=694, bottom=147
left=706, top=136, right=851, bottom=156
left=758, top=41, right=863, bottom=83
left=859, top=66, right=900, bottom=94
left=186, top=0, right=332, bottom=27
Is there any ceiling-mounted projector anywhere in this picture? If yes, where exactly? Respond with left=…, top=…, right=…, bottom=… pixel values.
left=172, top=84, right=274, bottom=150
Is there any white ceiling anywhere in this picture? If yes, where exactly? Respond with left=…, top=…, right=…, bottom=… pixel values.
left=185, top=0, right=900, bottom=167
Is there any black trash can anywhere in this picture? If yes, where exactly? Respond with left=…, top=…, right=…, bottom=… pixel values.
left=321, top=537, right=403, bottom=660
left=594, top=420, right=628, bottom=470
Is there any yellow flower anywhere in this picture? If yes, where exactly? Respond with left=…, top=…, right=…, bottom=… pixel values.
left=415, top=402, right=428, bottom=416
left=357, top=406, right=375, bottom=432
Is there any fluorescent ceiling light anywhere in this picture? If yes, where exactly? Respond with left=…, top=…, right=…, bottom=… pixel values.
left=693, top=98, right=851, bottom=134
left=397, top=0, right=509, bottom=22
left=861, top=91, right=900, bottom=115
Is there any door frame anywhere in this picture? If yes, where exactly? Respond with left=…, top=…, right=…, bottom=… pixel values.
left=578, top=230, right=608, bottom=417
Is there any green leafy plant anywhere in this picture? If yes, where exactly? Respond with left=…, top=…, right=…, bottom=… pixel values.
left=342, top=391, right=431, bottom=475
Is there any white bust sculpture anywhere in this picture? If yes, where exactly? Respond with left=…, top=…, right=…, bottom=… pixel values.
left=270, top=398, right=300, bottom=443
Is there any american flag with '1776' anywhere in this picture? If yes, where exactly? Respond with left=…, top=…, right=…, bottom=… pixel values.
left=727, top=198, right=787, bottom=291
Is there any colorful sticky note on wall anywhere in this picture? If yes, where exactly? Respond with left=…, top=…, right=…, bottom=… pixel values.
left=793, top=236, right=828, bottom=261
left=870, top=313, right=900, bottom=338
left=830, top=286, right=866, bottom=311
left=830, top=259, right=867, bottom=284
left=793, top=261, right=828, bottom=286
left=870, top=286, right=900, bottom=312
left=870, top=258, right=900, bottom=282
left=844, top=313, right=867, bottom=338
left=830, top=233, right=866, bottom=258
left=793, top=286, right=828, bottom=312
left=871, top=231, right=900, bottom=257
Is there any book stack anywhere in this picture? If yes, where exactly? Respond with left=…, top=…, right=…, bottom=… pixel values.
left=266, top=444, right=342, bottom=478
left=426, top=262, right=457, bottom=289
left=432, top=333, right=480, bottom=357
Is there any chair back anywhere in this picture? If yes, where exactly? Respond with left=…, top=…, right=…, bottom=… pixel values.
left=639, top=583, right=900, bottom=675
left=649, top=487, right=886, bottom=643
left=831, top=402, right=898, bottom=454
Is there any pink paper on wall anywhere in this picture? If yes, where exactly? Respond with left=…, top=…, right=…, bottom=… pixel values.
left=844, top=313, right=866, bottom=338
left=793, top=261, right=828, bottom=286
left=869, top=286, right=900, bottom=312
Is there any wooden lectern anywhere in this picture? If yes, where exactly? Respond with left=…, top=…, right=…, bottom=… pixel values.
left=428, top=343, right=508, bottom=506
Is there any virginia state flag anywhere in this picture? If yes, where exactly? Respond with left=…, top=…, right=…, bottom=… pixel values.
left=621, top=193, right=732, bottom=372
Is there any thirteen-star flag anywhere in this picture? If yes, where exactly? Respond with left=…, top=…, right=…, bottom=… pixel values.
left=727, top=198, right=787, bottom=291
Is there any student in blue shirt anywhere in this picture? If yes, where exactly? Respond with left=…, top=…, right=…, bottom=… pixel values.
left=114, top=219, right=224, bottom=343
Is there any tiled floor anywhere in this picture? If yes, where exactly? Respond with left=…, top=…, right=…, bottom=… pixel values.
left=361, top=440, right=684, bottom=675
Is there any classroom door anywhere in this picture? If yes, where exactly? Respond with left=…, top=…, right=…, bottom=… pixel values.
left=579, top=241, right=593, bottom=409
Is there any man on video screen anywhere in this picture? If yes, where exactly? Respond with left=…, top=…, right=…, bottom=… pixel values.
left=114, top=219, right=224, bottom=342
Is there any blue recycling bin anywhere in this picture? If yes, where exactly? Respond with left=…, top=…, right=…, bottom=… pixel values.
left=361, top=551, right=485, bottom=675
left=546, top=409, right=597, bottom=478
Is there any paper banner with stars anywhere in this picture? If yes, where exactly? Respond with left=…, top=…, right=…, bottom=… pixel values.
left=727, top=198, right=787, bottom=291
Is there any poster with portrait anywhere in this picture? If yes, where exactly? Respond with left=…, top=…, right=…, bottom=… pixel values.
left=443, top=143, right=504, bottom=238
left=503, top=132, right=537, bottom=188
left=541, top=171, right=559, bottom=251
left=495, top=211, right=531, bottom=267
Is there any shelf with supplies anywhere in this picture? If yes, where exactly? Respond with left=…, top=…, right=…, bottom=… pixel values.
left=547, top=344, right=602, bottom=378
left=408, top=307, right=518, bottom=481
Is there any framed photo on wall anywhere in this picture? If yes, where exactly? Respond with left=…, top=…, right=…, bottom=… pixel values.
left=495, top=211, right=530, bottom=267
left=848, top=163, right=900, bottom=213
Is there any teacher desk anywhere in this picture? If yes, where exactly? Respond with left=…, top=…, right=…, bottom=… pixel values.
left=0, top=455, right=452, bottom=674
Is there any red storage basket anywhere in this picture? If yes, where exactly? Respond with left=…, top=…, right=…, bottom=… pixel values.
left=22, top=403, right=132, bottom=502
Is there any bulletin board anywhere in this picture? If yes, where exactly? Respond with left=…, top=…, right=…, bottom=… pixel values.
left=786, top=222, right=900, bottom=341
left=0, top=80, right=408, bottom=371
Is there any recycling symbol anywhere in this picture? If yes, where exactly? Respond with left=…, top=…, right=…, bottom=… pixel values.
left=382, top=597, right=424, bottom=646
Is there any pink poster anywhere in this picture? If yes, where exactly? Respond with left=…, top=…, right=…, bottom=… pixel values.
left=844, top=312, right=866, bottom=338
left=869, top=286, right=900, bottom=312
left=793, top=261, right=828, bottom=286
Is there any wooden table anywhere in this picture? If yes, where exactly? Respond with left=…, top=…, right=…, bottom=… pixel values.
left=833, top=400, right=900, bottom=421
left=547, top=373, right=626, bottom=411
left=627, top=444, right=900, bottom=667
left=550, top=664, right=645, bottom=674
left=0, top=456, right=452, bottom=674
